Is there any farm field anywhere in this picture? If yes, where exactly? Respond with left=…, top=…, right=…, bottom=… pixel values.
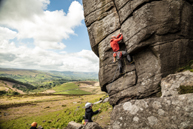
left=0, top=94, right=112, bottom=129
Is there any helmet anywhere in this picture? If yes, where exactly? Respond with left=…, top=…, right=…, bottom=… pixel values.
left=85, top=102, right=92, bottom=108
left=31, top=122, right=37, bottom=127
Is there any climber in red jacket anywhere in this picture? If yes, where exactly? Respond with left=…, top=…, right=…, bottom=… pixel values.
left=110, top=33, right=131, bottom=73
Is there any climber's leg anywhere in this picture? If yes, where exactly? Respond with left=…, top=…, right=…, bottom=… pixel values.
left=122, top=51, right=131, bottom=62
left=118, top=59, right=123, bottom=73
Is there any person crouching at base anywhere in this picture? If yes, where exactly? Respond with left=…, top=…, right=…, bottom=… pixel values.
left=110, top=33, right=132, bottom=74
left=30, top=122, right=37, bottom=129
left=84, top=102, right=101, bottom=124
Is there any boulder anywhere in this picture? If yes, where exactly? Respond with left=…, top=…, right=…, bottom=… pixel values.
left=111, top=94, right=193, bottom=129
left=103, top=97, right=109, bottom=103
left=65, top=121, right=83, bottom=129
left=83, top=0, right=193, bottom=105
left=83, top=0, right=193, bottom=106
left=161, top=70, right=193, bottom=97
left=82, top=122, right=103, bottom=129
left=94, top=100, right=103, bottom=105
left=83, top=0, right=193, bottom=128
left=37, top=126, right=43, bottom=129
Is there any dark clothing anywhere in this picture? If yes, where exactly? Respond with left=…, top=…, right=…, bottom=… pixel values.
left=116, top=51, right=131, bottom=73
left=30, top=127, right=37, bottom=129
left=85, top=108, right=99, bottom=122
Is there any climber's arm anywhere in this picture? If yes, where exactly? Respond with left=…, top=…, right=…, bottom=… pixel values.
left=114, top=34, right=123, bottom=42
left=113, top=53, right=116, bottom=62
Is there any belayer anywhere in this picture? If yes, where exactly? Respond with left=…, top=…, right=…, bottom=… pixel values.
left=30, top=122, right=37, bottom=129
left=110, top=33, right=132, bottom=74
left=83, top=102, right=101, bottom=125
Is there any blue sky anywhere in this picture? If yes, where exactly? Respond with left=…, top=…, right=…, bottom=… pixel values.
left=47, top=0, right=91, bottom=53
left=0, top=0, right=99, bottom=72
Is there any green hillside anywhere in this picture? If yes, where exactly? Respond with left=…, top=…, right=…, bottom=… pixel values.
left=48, top=71, right=98, bottom=80
left=52, top=82, right=91, bottom=95
left=0, top=68, right=98, bottom=87
left=0, top=68, right=64, bottom=86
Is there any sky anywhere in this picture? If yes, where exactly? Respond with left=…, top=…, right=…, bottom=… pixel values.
left=0, top=0, right=99, bottom=72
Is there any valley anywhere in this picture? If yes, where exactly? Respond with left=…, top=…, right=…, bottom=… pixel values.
left=0, top=68, right=109, bottom=129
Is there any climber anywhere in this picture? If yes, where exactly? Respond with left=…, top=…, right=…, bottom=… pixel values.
left=30, top=122, right=37, bottom=129
left=84, top=102, right=101, bottom=124
left=110, top=33, right=132, bottom=73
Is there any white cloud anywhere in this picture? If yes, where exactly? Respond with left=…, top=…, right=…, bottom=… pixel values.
left=0, top=0, right=84, bottom=50
left=0, top=0, right=98, bottom=72
left=0, top=27, right=17, bottom=40
left=0, top=41, right=99, bottom=72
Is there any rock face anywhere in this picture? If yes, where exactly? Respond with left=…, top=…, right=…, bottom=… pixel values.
left=83, top=0, right=193, bottom=128
left=83, top=0, right=193, bottom=106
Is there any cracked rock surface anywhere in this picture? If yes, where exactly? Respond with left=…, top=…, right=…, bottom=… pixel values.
left=83, top=0, right=193, bottom=128
left=83, top=0, right=193, bottom=106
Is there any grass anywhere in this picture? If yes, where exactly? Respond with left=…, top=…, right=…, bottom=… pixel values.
left=53, top=82, right=91, bottom=95
left=53, top=82, right=78, bottom=92
left=177, top=60, right=193, bottom=72
left=0, top=86, right=8, bottom=91
left=0, top=94, right=111, bottom=129
left=178, top=85, right=193, bottom=94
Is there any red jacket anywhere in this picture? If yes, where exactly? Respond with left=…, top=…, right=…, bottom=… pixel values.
left=110, top=34, right=123, bottom=52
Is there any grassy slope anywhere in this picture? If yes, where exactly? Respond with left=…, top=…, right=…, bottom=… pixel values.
left=0, top=94, right=111, bottom=129
left=49, top=71, right=98, bottom=80
left=0, top=80, right=25, bottom=95
left=52, top=82, right=91, bottom=95
left=0, top=68, right=63, bottom=86
left=0, top=68, right=98, bottom=87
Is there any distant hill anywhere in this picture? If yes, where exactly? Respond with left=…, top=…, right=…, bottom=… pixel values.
left=0, top=68, right=63, bottom=86
left=48, top=71, right=98, bottom=80
left=0, top=77, right=36, bottom=95
left=0, top=68, right=98, bottom=87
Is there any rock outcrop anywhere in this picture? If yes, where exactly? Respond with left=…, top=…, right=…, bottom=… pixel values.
left=65, top=122, right=103, bottom=129
left=83, top=0, right=193, bottom=106
left=65, top=121, right=83, bottom=129
left=161, top=70, right=193, bottom=97
left=111, top=93, right=193, bottom=129
left=83, top=0, right=193, bottom=128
